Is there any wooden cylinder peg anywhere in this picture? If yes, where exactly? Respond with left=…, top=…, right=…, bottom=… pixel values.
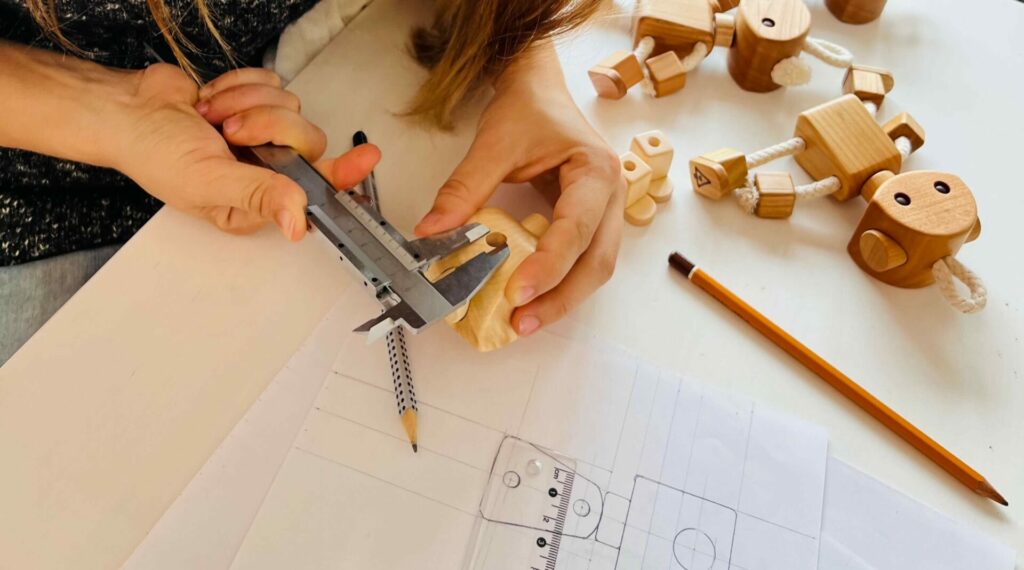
left=825, top=0, right=886, bottom=24
left=727, top=0, right=811, bottom=93
left=588, top=51, right=644, bottom=99
left=714, top=13, right=736, bottom=48
left=860, top=170, right=895, bottom=202
left=859, top=229, right=908, bottom=272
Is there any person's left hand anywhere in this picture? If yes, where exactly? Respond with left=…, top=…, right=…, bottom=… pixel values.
left=414, top=45, right=625, bottom=338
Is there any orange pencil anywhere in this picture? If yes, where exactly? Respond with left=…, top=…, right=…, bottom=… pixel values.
left=669, top=252, right=1007, bottom=506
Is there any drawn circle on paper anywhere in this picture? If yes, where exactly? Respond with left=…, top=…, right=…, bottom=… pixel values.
left=502, top=471, right=521, bottom=489
left=572, top=499, right=591, bottom=517
left=672, top=528, right=716, bottom=570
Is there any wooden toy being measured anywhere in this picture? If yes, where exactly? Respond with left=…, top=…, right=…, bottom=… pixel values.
left=588, top=0, right=855, bottom=99
left=689, top=79, right=987, bottom=314
left=621, top=130, right=675, bottom=226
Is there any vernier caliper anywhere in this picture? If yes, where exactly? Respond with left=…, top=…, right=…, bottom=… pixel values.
left=249, top=144, right=508, bottom=341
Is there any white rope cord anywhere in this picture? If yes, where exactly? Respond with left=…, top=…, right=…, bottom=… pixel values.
left=636, top=36, right=657, bottom=95
left=862, top=100, right=878, bottom=117
left=746, top=137, right=806, bottom=168
left=771, top=57, right=812, bottom=86
left=932, top=256, right=988, bottom=313
left=803, top=37, right=854, bottom=68
left=771, top=37, right=854, bottom=87
left=679, top=42, right=710, bottom=73
left=895, top=136, right=912, bottom=160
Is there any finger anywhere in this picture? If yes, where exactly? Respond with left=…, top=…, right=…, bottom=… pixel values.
left=195, top=205, right=267, bottom=236
left=511, top=188, right=624, bottom=335
left=413, top=139, right=510, bottom=236
left=221, top=106, right=328, bottom=162
left=202, top=158, right=308, bottom=241
left=315, top=143, right=382, bottom=189
left=199, top=68, right=282, bottom=99
left=196, top=84, right=301, bottom=125
left=505, top=150, right=621, bottom=305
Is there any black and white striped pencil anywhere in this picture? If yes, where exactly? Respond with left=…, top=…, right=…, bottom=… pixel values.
left=353, top=130, right=418, bottom=453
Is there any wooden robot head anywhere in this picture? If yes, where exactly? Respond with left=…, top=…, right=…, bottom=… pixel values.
left=728, top=0, right=811, bottom=92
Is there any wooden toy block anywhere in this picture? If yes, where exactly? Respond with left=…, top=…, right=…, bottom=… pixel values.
left=825, top=0, right=887, bottom=24
left=644, top=52, right=687, bottom=97
left=882, top=112, right=926, bottom=153
left=424, top=208, right=547, bottom=351
left=648, top=178, right=674, bottom=203
left=847, top=171, right=979, bottom=288
left=714, top=13, right=736, bottom=48
left=842, top=65, right=895, bottom=106
left=625, top=194, right=659, bottom=226
left=621, top=151, right=653, bottom=207
left=588, top=51, right=644, bottom=99
left=794, top=95, right=902, bottom=202
left=630, top=130, right=674, bottom=179
left=634, top=0, right=716, bottom=58
left=727, top=0, right=811, bottom=93
left=753, top=172, right=796, bottom=218
left=710, top=0, right=740, bottom=12
left=690, top=148, right=747, bottom=199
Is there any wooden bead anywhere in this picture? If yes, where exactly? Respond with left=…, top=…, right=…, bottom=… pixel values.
left=644, top=52, right=687, bottom=97
left=588, top=51, right=643, bottom=99
left=847, top=171, right=979, bottom=288
left=794, top=95, right=902, bottom=202
left=753, top=172, right=796, bottom=219
left=859, top=229, right=907, bottom=272
left=727, top=0, right=811, bottom=93
left=842, top=65, right=895, bottom=106
left=630, top=130, right=674, bottom=179
left=690, top=148, right=748, bottom=199
left=621, top=151, right=653, bottom=207
left=714, top=13, right=735, bottom=48
left=634, top=0, right=715, bottom=58
left=625, top=194, right=658, bottom=226
left=825, top=0, right=886, bottom=24
left=424, top=208, right=543, bottom=351
left=882, top=112, right=926, bottom=153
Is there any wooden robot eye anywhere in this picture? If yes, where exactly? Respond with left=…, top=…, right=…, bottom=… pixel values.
left=894, top=192, right=912, bottom=206
left=934, top=181, right=951, bottom=194
left=761, top=17, right=775, bottom=27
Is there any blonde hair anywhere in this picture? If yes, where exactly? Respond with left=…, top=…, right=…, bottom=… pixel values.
left=27, top=0, right=599, bottom=126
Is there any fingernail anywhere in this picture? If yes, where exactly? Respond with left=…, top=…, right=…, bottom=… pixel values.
left=222, top=116, right=242, bottom=134
left=418, top=212, right=442, bottom=229
left=512, top=287, right=535, bottom=306
left=275, top=210, right=295, bottom=238
left=195, top=100, right=210, bottom=115
left=517, top=316, right=540, bottom=336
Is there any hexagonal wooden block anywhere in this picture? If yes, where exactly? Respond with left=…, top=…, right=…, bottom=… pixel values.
left=634, top=0, right=715, bottom=57
left=588, top=51, right=643, bottom=99
left=882, top=112, right=926, bottom=153
left=630, top=130, right=674, bottom=179
left=644, top=52, right=687, bottom=97
left=620, top=151, right=653, bottom=207
left=690, top=148, right=748, bottom=199
left=842, top=64, right=895, bottom=106
left=753, top=172, right=796, bottom=219
left=793, top=95, right=902, bottom=202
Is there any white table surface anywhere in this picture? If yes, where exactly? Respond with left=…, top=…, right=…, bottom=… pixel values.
left=1, top=0, right=1022, bottom=568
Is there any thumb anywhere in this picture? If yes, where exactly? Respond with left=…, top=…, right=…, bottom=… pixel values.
left=214, top=158, right=308, bottom=241
left=414, top=141, right=508, bottom=236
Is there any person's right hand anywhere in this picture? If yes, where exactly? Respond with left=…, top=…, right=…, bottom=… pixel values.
left=114, top=64, right=380, bottom=240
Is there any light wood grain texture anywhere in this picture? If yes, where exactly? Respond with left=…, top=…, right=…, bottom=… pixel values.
left=644, top=52, right=688, bottom=97
left=588, top=51, right=643, bottom=99
left=860, top=169, right=896, bottom=201
left=690, top=147, right=748, bottom=199
left=754, top=171, right=797, bottom=219
left=859, top=229, right=908, bottom=272
left=714, top=12, right=736, bottom=48
left=848, top=171, right=979, bottom=287
left=794, top=95, right=902, bottom=202
left=423, top=209, right=546, bottom=352
left=882, top=112, right=926, bottom=153
left=630, top=130, right=674, bottom=179
left=842, top=65, right=896, bottom=106
left=710, top=0, right=740, bottom=12
left=625, top=194, right=659, bottom=226
left=621, top=151, right=653, bottom=206
left=727, top=0, right=811, bottom=92
left=649, top=178, right=675, bottom=203
left=634, top=0, right=715, bottom=57
left=825, top=0, right=887, bottom=24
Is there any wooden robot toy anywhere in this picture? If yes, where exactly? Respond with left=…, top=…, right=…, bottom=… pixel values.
left=689, top=72, right=987, bottom=313
left=588, top=0, right=854, bottom=99
left=620, top=130, right=675, bottom=226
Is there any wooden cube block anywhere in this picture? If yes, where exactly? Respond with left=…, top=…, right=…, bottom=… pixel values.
left=842, top=65, right=895, bottom=106
left=713, top=13, right=735, bottom=48
left=690, top=148, right=748, bottom=199
left=621, top=151, right=653, bottom=207
left=634, top=0, right=715, bottom=57
left=794, top=95, right=902, bottom=202
left=753, top=172, right=796, bottom=218
left=625, top=194, right=659, bottom=226
left=630, top=130, right=674, bottom=179
left=882, top=112, right=925, bottom=153
left=644, top=52, right=687, bottom=97
left=588, top=51, right=643, bottom=99
left=727, top=0, right=811, bottom=93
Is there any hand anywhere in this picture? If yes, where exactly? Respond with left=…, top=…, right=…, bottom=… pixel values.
left=414, top=46, right=624, bottom=336
left=116, top=65, right=380, bottom=239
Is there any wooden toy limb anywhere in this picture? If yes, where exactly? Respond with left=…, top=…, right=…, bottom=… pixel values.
left=588, top=37, right=655, bottom=99
left=644, top=52, right=687, bottom=97
left=625, top=195, right=659, bottom=226
left=843, top=65, right=895, bottom=106
left=424, top=208, right=546, bottom=351
left=825, top=0, right=887, bottom=24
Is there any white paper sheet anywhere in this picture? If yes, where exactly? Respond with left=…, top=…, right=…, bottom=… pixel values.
left=227, top=292, right=829, bottom=570
left=819, top=458, right=1016, bottom=570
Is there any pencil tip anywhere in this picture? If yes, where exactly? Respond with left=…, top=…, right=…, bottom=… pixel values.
left=979, top=482, right=1008, bottom=506
left=412, top=443, right=418, bottom=453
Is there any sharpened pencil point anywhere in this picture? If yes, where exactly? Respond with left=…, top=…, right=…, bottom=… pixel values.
left=412, top=443, right=418, bottom=453
left=979, top=483, right=1008, bottom=506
